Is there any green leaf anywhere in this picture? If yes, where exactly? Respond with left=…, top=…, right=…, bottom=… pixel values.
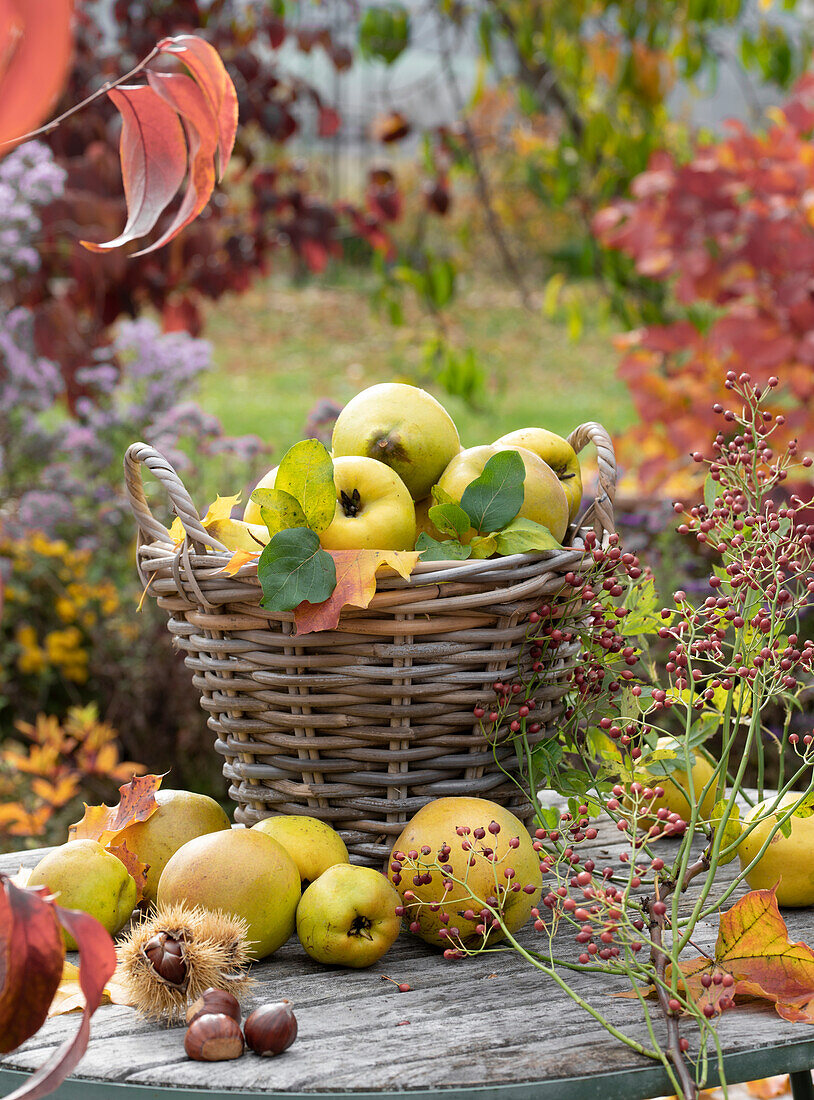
left=469, top=534, right=497, bottom=559
left=459, top=450, right=525, bottom=534
left=275, top=440, right=336, bottom=534
left=431, top=484, right=457, bottom=507
left=711, top=799, right=740, bottom=865
left=257, top=528, right=336, bottom=612
left=495, top=517, right=561, bottom=555
left=425, top=259, right=455, bottom=309
left=429, top=502, right=471, bottom=540
left=416, top=533, right=472, bottom=561
left=358, top=4, right=410, bottom=65
left=251, top=488, right=307, bottom=538
left=792, top=793, right=814, bottom=820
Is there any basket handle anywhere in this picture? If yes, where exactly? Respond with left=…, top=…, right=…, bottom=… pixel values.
left=123, top=442, right=228, bottom=551
left=566, top=422, right=617, bottom=540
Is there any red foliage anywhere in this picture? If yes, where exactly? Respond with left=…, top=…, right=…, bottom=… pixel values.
left=0, top=0, right=73, bottom=149
left=0, top=875, right=116, bottom=1099
left=594, top=74, right=814, bottom=492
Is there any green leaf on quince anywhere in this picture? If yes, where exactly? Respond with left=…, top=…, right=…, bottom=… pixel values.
left=459, top=450, right=525, bottom=534
left=638, top=746, right=691, bottom=777
left=258, top=528, right=337, bottom=612
left=415, top=533, right=472, bottom=561
left=792, top=793, right=814, bottom=820
left=274, top=439, right=336, bottom=534
left=494, top=517, right=561, bottom=555
left=251, top=488, right=307, bottom=537
left=428, top=501, right=470, bottom=540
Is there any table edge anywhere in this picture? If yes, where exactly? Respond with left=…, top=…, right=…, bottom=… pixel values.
left=3, top=1034, right=814, bottom=1100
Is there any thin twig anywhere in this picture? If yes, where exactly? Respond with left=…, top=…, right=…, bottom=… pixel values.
left=0, top=44, right=162, bottom=148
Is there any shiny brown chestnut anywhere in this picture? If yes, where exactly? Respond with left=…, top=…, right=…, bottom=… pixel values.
left=143, top=931, right=187, bottom=987
left=244, top=1001, right=297, bottom=1057
left=186, top=987, right=242, bottom=1026
left=184, top=1013, right=244, bottom=1062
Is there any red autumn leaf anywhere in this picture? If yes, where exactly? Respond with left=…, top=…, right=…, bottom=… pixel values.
left=5, top=906, right=118, bottom=1100
left=157, top=34, right=238, bottom=179
left=79, top=84, right=187, bottom=253
left=0, top=879, right=64, bottom=1055
left=317, top=105, right=341, bottom=138
left=105, top=841, right=149, bottom=903
left=68, top=772, right=164, bottom=847
left=135, top=70, right=218, bottom=256
left=294, top=550, right=419, bottom=635
left=80, top=34, right=237, bottom=256
left=0, top=0, right=73, bottom=153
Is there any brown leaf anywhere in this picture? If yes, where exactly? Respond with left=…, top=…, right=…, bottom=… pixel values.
left=0, top=879, right=64, bottom=1054
left=293, top=550, right=419, bottom=635
left=68, top=773, right=164, bottom=848
left=105, top=841, right=149, bottom=904
left=0, top=0, right=73, bottom=152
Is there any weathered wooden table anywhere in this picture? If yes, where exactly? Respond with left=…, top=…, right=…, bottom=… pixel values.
left=3, top=826, right=814, bottom=1100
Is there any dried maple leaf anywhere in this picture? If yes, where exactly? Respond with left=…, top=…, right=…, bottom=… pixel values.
left=623, top=889, right=814, bottom=1023
left=105, top=841, right=149, bottom=904
left=48, top=961, right=135, bottom=1017
left=293, top=550, right=419, bottom=635
left=68, top=773, right=164, bottom=849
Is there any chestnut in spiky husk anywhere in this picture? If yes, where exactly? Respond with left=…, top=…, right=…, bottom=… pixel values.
left=117, top=904, right=253, bottom=1021
left=244, top=1001, right=297, bottom=1056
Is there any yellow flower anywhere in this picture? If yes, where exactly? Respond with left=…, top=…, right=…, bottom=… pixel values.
left=17, top=648, right=46, bottom=675
left=55, top=597, right=77, bottom=623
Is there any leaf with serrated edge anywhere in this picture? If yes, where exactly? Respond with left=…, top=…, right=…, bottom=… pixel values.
left=105, top=841, right=149, bottom=903
left=251, top=488, right=307, bottom=537
left=416, top=534, right=472, bottom=561
left=275, top=440, right=336, bottom=534
left=460, top=450, right=525, bottom=534
left=428, top=501, right=470, bottom=539
left=294, top=550, right=419, bottom=635
left=258, top=528, right=336, bottom=612
left=68, top=774, right=164, bottom=848
left=495, top=517, right=561, bottom=555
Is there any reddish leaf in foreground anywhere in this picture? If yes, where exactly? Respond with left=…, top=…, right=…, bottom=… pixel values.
left=294, top=550, right=419, bottom=635
left=0, top=0, right=73, bottom=153
left=2, top=906, right=117, bottom=1100
left=79, top=84, right=187, bottom=253
left=68, top=773, right=164, bottom=847
left=0, top=879, right=64, bottom=1054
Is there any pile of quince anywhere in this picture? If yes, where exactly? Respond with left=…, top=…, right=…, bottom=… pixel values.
left=216, top=381, right=582, bottom=555
left=27, top=790, right=543, bottom=970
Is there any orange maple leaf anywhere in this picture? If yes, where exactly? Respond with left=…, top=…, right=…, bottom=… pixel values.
left=68, top=773, right=164, bottom=848
left=625, top=889, right=814, bottom=1023
left=293, top=550, right=419, bottom=635
left=105, top=840, right=150, bottom=904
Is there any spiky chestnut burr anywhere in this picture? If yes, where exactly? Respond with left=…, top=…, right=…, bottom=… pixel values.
left=117, top=903, right=253, bottom=1021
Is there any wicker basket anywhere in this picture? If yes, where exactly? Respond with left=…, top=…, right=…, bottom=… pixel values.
left=124, top=423, right=616, bottom=865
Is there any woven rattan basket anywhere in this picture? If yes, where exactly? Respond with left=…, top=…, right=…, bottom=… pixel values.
left=124, top=423, right=616, bottom=865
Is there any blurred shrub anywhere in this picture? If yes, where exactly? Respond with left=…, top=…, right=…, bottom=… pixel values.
left=0, top=704, right=145, bottom=850
left=594, top=73, right=814, bottom=494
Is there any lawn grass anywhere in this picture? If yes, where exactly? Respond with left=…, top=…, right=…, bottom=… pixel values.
left=198, top=271, right=636, bottom=464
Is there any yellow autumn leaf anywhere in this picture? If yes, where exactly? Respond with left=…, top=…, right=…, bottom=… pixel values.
left=169, top=493, right=243, bottom=545
left=48, top=961, right=136, bottom=1016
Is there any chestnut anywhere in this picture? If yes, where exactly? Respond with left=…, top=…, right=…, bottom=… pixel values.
left=184, top=1013, right=244, bottom=1062
left=244, top=1001, right=298, bottom=1057
left=186, top=987, right=242, bottom=1026
left=143, top=931, right=187, bottom=987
